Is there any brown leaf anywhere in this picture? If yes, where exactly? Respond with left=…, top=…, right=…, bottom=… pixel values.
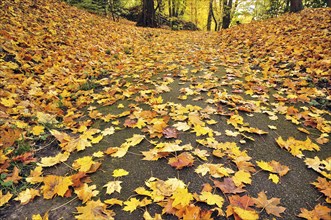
left=214, top=178, right=246, bottom=194
left=162, top=127, right=179, bottom=139
left=253, top=191, right=286, bottom=217
left=298, top=204, right=331, bottom=220
left=168, top=152, right=194, bottom=170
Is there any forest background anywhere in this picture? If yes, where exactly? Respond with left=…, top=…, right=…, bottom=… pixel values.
left=65, top=0, right=331, bottom=30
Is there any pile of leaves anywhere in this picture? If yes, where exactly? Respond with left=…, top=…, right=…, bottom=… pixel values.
left=0, top=0, right=330, bottom=219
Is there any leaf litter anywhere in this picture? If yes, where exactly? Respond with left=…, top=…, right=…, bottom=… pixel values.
left=0, top=0, right=330, bottom=219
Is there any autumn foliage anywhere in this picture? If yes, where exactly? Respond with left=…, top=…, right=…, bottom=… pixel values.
left=0, top=0, right=330, bottom=219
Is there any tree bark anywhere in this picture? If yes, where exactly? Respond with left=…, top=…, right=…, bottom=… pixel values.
left=222, top=0, right=232, bottom=29
left=207, top=0, right=213, bottom=31
left=327, top=0, right=331, bottom=7
left=137, top=0, right=157, bottom=27
left=290, top=0, right=303, bottom=12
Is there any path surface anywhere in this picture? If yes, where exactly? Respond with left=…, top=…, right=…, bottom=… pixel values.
left=1, top=1, right=330, bottom=219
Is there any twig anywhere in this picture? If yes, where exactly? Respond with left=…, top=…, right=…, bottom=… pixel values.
left=50, top=196, right=78, bottom=212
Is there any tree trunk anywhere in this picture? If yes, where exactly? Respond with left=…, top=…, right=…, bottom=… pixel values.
left=168, top=0, right=172, bottom=16
left=137, top=0, right=157, bottom=27
left=207, top=0, right=213, bottom=31
left=327, top=0, right=331, bottom=7
left=222, top=0, right=232, bottom=29
left=290, top=0, right=303, bottom=12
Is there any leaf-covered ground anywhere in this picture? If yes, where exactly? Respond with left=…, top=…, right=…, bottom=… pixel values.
left=0, top=0, right=330, bottom=219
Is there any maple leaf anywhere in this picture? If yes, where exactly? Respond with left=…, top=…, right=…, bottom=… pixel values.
left=232, top=170, right=252, bottom=186
left=232, top=207, right=259, bottom=220
left=72, top=156, right=96, bottom=172
left=305, top=156, right=325, bottom=173
left=199, top=191, right=224, bottom=208
left=14, top=188, right=40, bottom=205
left=70, top=172, right=88, bottom=188
left=214, top=178, right=246, bottom=194
left=104, top=198, right=123, bottom=206
left=173, top=122, right=191, bottom=131
left=26, top=166, right=43, bottom=184
left=253, top=191, right=286, bottom=217
left=112, top=169, right=129, bottom=177
left=32, top=125, right=45, bottom=136
left=171, top=187, right=193, bottom=208
left=143, top=210, right=163, bottom=220
left=41, top=175, right=73, bottom=199
left=4, top=166, right=22, bottom=184
left=312, top=177, right=331, bottom=200
left=38, top=152, right=70, bottom=167
left=103, top=181, right=122, bottom=195
left=0, top=190, right=13, bottom=207
left=75, top=199, right=115, bottom=219
left=75, top=183, right=99, bottom=204
left=12, top=152, right=37, bottom=165
left=162, top=126, right=179, bottom=138
left=298, top=204, right=331, bottom=220
left=168, top=152, right=194, bottom=170
left=276, top=136, right=320, bottom=158
left=122, top=198, right=141, bottom=213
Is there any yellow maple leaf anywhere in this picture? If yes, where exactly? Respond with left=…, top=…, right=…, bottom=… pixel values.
left=26, top=166, right=43, bottom=184
left=103, top=181, right=122, bottom=195
left=257, top=161, right=273, bottom=172
left=104, top=198, right=123, bottom=206
left=199, top=191, right=224, bottom=208
left=112, top=169, right=129, bottom=177
left=269, top=174, right=279, bottom=184
left=38, top=152, right=70, bottom=167
left=1, top=97, right=16, bottom=107
left=171, top=187, right=193, bottom=207
left=32, top=125, right=45, bottom=136
left=31, top=212, right=49, bottom=220
left=0, top=190, right=13, bottom=207
left=74, top=183, right=99, bottom=204
left=233, top=207, right=259, bottom=220
left=76, top=199, right=115, bottom=219
left=233, top=170, right=252, bottom=186
left=14, top=188, right=40, bottom=205
left=90, top=135, right=103, bottom=144
left=41, top=175, right=72, bottom=199
left=123, top=198, right=141, bottom=213
left=72, top=156, right=95, bottom=172
left=92, top=151, right=104, bottom=158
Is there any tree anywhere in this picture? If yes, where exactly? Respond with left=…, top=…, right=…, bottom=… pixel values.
left=222, top=0, right=233, bottom=28
left=290, top=0, right=303, bottom=12
left=137, top=0, right=157, bottom=27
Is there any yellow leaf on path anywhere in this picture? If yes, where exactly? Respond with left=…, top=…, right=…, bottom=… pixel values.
left=104, top=198, right=123, bottom=206
left=103, top=181, right=122, bottom=195
left=72, top=156, right=95, bottom=172
left=102, top=127, right=115, bottom=136
left=233, top=207, right=259, bottom=220
left=38, top=152, right=70, bottom=167
left=233, top=170, right=252, bottom=186
left=41, top=175, right=72, bottom=199
left=143, top=210, right=163, bottom=220
left=257, top=161, right=273, bottom=172
left=76, top=199, right=115, bottom=219
left=32, top=125, right=45, bottom=135
left=269, top=174, right=279, bottom=184
left=26, top=166, right=43, bottom=184
left=31, top=213, right=49, bottom=220
left=14, top=188, right=40, bottom=205
left=90, top=135, right=103, bottom=144
left=0, top=190, right=13, bottom=207
left=75, top=183, right=99, bottom=204
left=92, top=151, right=104, bottom=158
left=122, top=198, right=141, bottom=213
left=199, top=191, right=224, bottom=208
left=112, top=169, right=129, bottom=177
left=171, top=187, right=193, bottom=207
